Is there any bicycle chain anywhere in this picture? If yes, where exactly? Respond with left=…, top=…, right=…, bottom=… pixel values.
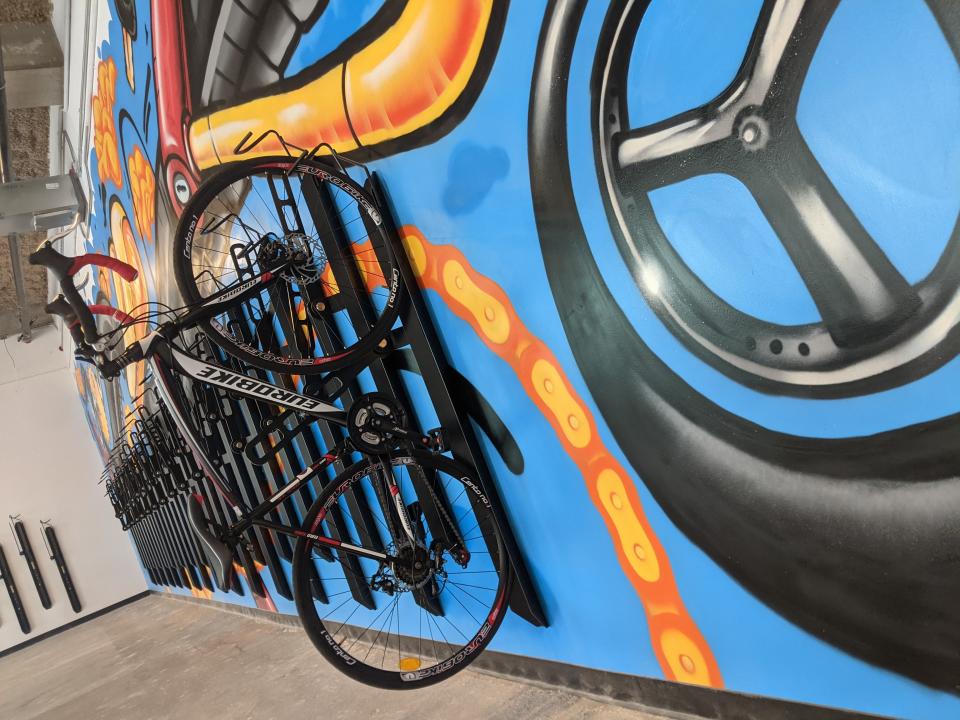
left=412, top=462, right=471, bottom=567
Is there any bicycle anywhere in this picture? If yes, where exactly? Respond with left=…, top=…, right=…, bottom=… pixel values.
left=30, top=156, right=511, bottom=689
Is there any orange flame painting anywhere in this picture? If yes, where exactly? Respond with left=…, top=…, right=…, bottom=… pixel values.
left=127, top=145, right=156, bottom=243
left=92, top=57, right=123, bottom=189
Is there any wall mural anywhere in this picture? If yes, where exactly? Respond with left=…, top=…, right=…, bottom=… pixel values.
left=76, top=1, right=960, bottom=718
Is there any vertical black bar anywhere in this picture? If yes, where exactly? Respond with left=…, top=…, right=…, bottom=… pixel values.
left=191, top=357, right=294, bottom=600
left=172, top=366, right=264, bottom=597
left=230, top=177, right=376, bottom=609
left=157, top=502, right=204, bottom=591
left=42, top=525, right=82, bottom=613
left=0, top=544, right=31, bottom=633
left=12, top=521, right=52, bottom=610
left=128, top=523, right=161, bottom=585
left=136, top=516, right=172, bottom=587
left=169, top=496, right=216, bottom=592
left=144, top=512, right=185, bottom=588
left=301, top=177, right=446, bottom=615
left=366, top=174, right=547, bottom=627
left=207, top=333, right=299, bottom=559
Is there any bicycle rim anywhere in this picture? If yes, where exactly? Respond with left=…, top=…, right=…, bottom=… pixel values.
left=172, top=156, right=401, bottom=374
left=293, top=453, right=511, bottom=689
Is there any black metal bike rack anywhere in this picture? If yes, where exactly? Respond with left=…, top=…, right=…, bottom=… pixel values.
left=366, top=174, right=546, bottom=627
left=104, top=140, right=546, bottom=627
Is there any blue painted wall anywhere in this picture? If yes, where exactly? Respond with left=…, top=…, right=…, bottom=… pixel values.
left=79, top=2, right=960, bottom=718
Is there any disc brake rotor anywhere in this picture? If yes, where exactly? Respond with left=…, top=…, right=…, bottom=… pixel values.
left=278, top=232, right=327, bottom=285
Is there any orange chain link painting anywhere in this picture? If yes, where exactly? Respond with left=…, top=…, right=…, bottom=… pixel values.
left=398, top=225, right=722, bottom=688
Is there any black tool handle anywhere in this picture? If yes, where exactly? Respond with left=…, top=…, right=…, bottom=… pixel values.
left=13, top=521, right=52, bottom=609
left=43, top=525, right=81, bottom=613
left=0, top=544, right=31, bottom=633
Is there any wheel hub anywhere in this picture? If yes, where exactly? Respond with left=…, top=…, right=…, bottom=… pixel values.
left=279, top=232, right=326, bottom=284
left=736, top=113, right=770, bottom=152
left=392, top=545, right=434, bottom=587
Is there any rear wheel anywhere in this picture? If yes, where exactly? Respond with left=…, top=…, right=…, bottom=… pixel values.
left=171, top=156, right=401, bottom=374
left=292, top=452, right=511, bottom=688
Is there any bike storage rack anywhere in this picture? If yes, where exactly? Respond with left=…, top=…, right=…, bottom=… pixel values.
left=39, top=520, right=83, bottom=614
left=103, top=133, right=547, bottom=627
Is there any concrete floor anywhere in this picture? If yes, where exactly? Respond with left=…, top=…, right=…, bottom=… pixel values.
left=0, top=595, right=674, bottom=720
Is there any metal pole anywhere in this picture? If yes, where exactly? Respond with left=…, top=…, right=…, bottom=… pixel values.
left=6, top=235, right=32, bottom=341
left=78, top=0, right=97, bottom=180
left=0, top=40, right=12, bottom=184
left=0, top=38, right=33, bottom=342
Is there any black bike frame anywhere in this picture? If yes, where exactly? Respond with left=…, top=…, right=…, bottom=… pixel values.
left=129, top=270, right=393, bottom=565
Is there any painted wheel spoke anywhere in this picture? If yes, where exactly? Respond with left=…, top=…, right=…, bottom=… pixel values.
left=615, top=112, right=734, bottom=190
left=761, top=0, right=843, bottom=111
left=616, top=0, right=843, bottom=186
left=742, top=127, right=920, bottom=346
left=616, top=0, right=916, bottom=347
left=710, top=0, right=841, bottom=114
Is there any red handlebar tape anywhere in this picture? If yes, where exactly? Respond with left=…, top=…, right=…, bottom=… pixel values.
left=87, top=304, right=134, bottom=324
left=69, top=254, right=139, bottom=282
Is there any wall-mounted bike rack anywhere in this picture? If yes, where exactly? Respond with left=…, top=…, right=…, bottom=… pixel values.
left=0, top=541, right=30, bottom=633
left=9, top=515, right=52, bottom=610
left=40, top=520, right=83, bottom=614
left=102, top=139, right=547, bottom=627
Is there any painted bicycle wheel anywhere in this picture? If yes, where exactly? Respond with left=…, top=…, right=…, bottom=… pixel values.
left=592, top=0, right=960, bottom=398
left=529, top=0, right=960, bottom=691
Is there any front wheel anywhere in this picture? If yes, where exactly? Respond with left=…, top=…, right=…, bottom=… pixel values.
left=171, top=156, right=402, bottom=374
left=292, top=452, right=512, bottom=689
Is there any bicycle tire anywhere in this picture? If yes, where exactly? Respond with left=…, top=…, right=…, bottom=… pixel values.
left=292, top=452, right=512, bottom=689
left=172, top=156, right=402, bottom=375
